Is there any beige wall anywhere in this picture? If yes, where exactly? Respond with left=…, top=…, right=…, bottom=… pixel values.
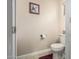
left=16, top=0, right=65, bottom=56
left=58, top=0, right=65, bottom=33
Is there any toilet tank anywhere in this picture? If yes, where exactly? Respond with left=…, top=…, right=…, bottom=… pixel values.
left=60, top=34, right=65, bottom=44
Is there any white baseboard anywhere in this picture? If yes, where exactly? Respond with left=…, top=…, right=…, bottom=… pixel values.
left=17, top=48, right=52, bottom=59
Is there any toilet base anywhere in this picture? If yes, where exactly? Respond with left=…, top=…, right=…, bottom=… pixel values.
left=53, top=52, right=61, bottom=59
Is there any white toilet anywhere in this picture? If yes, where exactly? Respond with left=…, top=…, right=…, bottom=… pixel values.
left=51, top=34, right=65, bottom=59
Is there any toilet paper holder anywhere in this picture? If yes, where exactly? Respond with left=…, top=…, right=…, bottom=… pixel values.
left=40, top=34, right=47, bottom=39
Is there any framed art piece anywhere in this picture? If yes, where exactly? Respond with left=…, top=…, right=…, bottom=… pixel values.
left=29, top=2, right=40, bottom=14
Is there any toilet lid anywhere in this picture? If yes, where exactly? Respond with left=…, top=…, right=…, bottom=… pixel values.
left=51, top=43, right=65, bottom=49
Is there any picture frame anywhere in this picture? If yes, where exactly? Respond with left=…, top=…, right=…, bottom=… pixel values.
left=29, top=2, right=40, bottom=14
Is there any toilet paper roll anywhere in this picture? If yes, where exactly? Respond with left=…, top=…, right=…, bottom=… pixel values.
left=40, top=34, right=47, bottom=39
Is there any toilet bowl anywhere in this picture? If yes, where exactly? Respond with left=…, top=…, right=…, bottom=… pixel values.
left=51, top=43, right=65, bottom=59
